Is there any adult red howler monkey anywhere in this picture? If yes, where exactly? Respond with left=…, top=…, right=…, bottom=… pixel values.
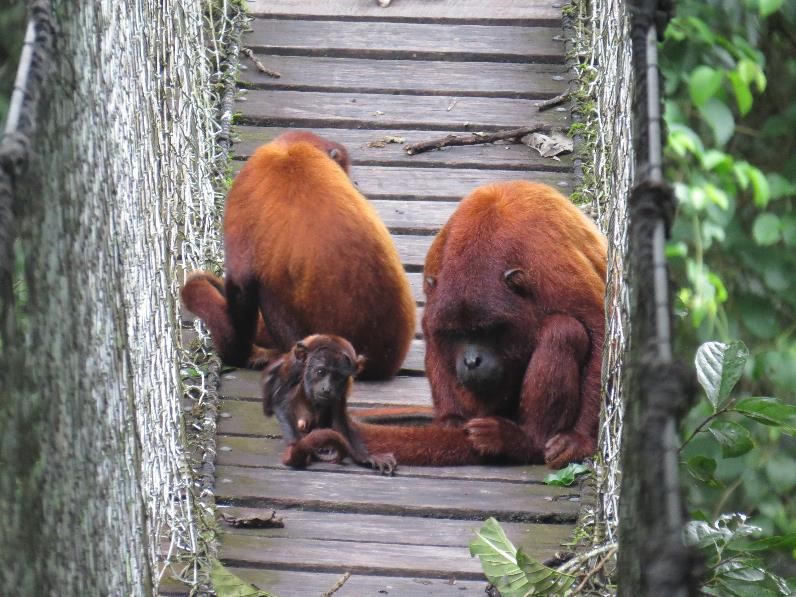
left=331, top=181, right=607, bottom=468
left=181, top=131, right=415, bottom=380
left=263, top=334, right=397, bottom=475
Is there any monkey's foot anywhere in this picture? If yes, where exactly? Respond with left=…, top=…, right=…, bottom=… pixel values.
left=544, top=431, right=595, bottom=469
left=368, top=453, right=397, bottom=476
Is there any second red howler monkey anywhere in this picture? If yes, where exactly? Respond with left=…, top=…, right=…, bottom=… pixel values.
left=181, top=131, right=415, bottom=380
left=263, top=334, right=397, bottom=475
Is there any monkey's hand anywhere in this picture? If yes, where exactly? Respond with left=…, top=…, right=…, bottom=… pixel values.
left=367, top=452, right=397, bottom=476
left=544, top=431, right=595, bottom=470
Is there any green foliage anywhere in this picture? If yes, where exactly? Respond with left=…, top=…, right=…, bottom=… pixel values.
left=683, top=341, right=796, bottom=587
left=662, top=0, right=796, bottom=579
left=544, top=462, right=591, bottom=487
left=683, top=514, right=793, bottom=595
left=209, top=559, right=277, bottom=597
left=469, top=518, right=575, bottom=596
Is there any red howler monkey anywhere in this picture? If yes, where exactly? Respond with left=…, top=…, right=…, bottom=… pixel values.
left=181, top=131, right=415, bottom=379
left=263, top=334, right=397, bottom=475
left=324, top=181, right=607, bottom=469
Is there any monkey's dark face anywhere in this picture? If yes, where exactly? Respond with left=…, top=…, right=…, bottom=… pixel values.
left=452, top=337, right=505, bottom=394
left=303, top=349, right=357, bottom=405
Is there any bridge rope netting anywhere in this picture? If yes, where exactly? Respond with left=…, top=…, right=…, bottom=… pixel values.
left=0, top=0, right=243, bottom=593
left=0, top=0, right=692, bottom=594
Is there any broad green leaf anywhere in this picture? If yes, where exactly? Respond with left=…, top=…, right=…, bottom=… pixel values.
left=210, top=559, right=276, bottom=597
left=514, top=549, right=576, bottom=595
left=752, top=213, right=781, bottom=245
left=734, top=397, right=796, bottom=427
left=695, top=341, right=749, bottom=411
left=728, top=532, right=796, bottom=552
left=747, top=167, right=771, bottom=207
left=758, top=0, right=784, bottom=17
left=470, top=518, right=525, bottom=592
left=685, top=455, right=721, bottom=487
left=708, top=421, right=755, bottom=457
left=768, top=173, right=796, bottom=200
left=699, top=98, right=735, bottom=147
left=690, top=66, right=724, bottom=107
left=728, top=71, right=753, bottom=116
left=544, top=462, right=590, bottom=486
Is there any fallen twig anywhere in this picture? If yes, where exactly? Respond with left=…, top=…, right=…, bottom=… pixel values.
left=322, top=572, right=352, bottom=597
left=572, top=545, right=618, bottom=594
left=241, top=47, right=282, bottom=78
left=403, top=125, right=552, bottom=155
left=535, top=91, right=569, bottom=111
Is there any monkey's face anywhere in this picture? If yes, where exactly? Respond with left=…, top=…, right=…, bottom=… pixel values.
left=303, top=349, right=358, bottom=406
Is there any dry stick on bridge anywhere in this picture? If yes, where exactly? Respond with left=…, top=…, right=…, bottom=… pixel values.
left=403, top=125, right=555, bottom=155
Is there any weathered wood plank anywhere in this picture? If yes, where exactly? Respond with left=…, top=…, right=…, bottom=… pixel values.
left=244, top=20, right=565, bottom=63
left=229, top=160, right=576, bottom=201
left=227, top=568, right=487, bottom=597
left=219, top=508, right=571, bottom=551
left=216, top=435, right=552, bottom=483
left=215, top=466, right=581, bottom=521
left=373, top=200, right=455, bottom=233
left=393, top=234, right=432, bottom=269
left=221, top=534, right=484, bottom=578
left=219, top=374, right=431, bottom=407
left=233, top=126, right=574, bottom=171
left=351, top=165, right=575, bottom=200
left=240, top=55, right=568, bottom=99
left=237, top=89, right=570, bottom=131
left=246, top=0, right=563, bottom=24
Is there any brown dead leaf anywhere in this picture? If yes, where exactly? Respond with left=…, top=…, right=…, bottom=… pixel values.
left=366, top=135, right=405, bottom=148
left=521, top=131, right=573, bottom=159
left=220, top=509, right=284, bottom=529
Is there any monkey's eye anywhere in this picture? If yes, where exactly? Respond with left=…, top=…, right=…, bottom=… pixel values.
left=316, top=367, right=327, bottom=377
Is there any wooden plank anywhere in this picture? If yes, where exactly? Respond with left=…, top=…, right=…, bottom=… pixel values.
left=374, top=200, right=455, bottom=233
left=228, top=160, right=576, bottom=203
left=219, top=374, right=431, bottom=407
left=240, top=54, right=568, bottom=99
left=351, top=165, right=575, bottom=200
left=227, top=568, right=487, bottom=597
left=216, top=435, right=552, bottom=483
left=246, top=0, right=564, bottom=24
left=237, top=89, right=570, bottom=131
left=244, top=20, right=565, bottom=63
left=221, top=534, right=485, bottom=578
left=394, top=235, right=432, bottom=269
left=215, top=466, right=581, bottom=522
left=233, top=126, right=574, bottom=171
left=218, top=508, right=571, bottom=551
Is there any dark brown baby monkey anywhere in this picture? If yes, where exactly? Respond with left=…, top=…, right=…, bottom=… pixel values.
left=262, top=334, right=397, bottom=475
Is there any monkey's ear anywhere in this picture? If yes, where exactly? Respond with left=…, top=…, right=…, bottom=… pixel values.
left=294, top=342, right=309, bottom=361
left=423, top=275, right=437, bottom=294
left=503, top=268, right=534, bottom=297
left=328, top=148, right=341, bottom=162
left=355, top=355, right=366, bottom=375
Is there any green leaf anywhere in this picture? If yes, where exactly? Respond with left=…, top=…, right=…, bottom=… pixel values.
left=781, top=215, right=796, bottom=246
left=690, top=66, right=724, bottom=107
left=729, top=532, right=796, bottom=552
left=734, top=397, right=796, bottom=427
left=210, top=559, right=276, bottom=597
left=708, top=421, right=755, bottom=457
left=700, top=98, right=735, bottom=147
left=695, top=341, right=749, bottom=411
left=470, top=518, right=523, bottom=590
left=758, top=0, right=784, bottom=17
left=728, top=71, right=753, bottom=116
left=470, top=518, right=575, bottom=596
left=544, top=462, right=590, bottom=486
left=752, top=213, right=781, bottom=245
left=685, top=455, right=721, bottom=487
left=514, top=550, right=576, bottom=595
left=747, top=167, right=771, bottom=207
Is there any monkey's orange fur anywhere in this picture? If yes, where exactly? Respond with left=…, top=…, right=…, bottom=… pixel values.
left=182, top=132, right=415, bottom=379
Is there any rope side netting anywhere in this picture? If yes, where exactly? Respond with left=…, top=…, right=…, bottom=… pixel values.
left=0, top=1, right=240, bottom=594
left=569, top=0, right=634, bottom=589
